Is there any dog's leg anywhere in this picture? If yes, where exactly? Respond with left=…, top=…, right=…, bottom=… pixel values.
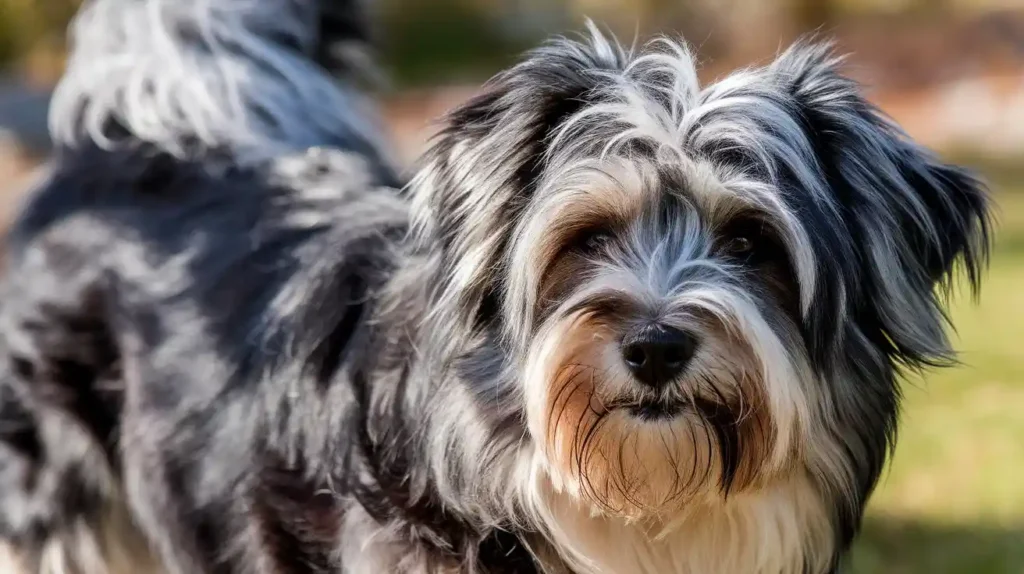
left=0, top=377, right=160, bottom=574
left=0, top=228, right=163, bottom=574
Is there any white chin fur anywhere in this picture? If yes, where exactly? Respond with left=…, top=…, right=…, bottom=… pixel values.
left=522, top=463, right=835, bottom=574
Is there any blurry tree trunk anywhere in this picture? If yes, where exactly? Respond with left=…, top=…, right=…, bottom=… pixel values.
left=792, top=0, right=836, bottom=33
left=499, top=0, right=570, bottom=39
left=912, top=0, right=950, bottom=13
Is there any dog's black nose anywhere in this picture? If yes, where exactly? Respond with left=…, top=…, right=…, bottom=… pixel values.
left=621, top=325, right=699, bottom=388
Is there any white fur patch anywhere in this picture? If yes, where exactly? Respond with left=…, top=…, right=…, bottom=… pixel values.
left=49, top=0, right=387, bottom=165
left=525, top=467, right=834, bottom=574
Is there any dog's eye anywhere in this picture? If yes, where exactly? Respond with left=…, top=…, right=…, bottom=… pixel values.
left=723, top=235, right=754, bottom=257
left=719, top=217, right=774, bottom=262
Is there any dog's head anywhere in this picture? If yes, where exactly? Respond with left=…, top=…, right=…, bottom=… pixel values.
left=412, top=27, right=989, bottom=521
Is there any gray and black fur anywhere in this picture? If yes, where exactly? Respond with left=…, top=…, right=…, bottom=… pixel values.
left=0, top=3, right=989, bottom=573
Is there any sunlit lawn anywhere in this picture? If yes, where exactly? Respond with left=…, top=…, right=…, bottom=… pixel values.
left=847, top=185, right=1024, bottom=573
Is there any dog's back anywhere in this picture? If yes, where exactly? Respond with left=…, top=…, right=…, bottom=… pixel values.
left=0, top=1, right=405, bottom=572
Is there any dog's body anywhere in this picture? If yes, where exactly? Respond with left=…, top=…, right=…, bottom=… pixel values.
left=0, top=1, right=989, bottom=573
left=0, top=1, right=406, bottom=572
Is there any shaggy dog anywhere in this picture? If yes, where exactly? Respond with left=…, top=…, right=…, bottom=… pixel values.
left=0, top=1, right=989, bottom=572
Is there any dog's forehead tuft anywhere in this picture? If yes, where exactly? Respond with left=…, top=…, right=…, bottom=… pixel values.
left=538, top=150, right=789, bottom=233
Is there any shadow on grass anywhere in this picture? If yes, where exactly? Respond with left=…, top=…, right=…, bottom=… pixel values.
left=846, top=517, right=1024, bottom=574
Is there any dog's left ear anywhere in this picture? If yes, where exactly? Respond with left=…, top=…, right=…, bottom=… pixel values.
left=771, top=41, right=991, bottom=365
left=411, top=27, right=628, bottom=332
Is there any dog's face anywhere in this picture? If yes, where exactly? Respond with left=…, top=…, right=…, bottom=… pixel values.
left=513, top=155, right=806, bottom=516
left=413, top=29, right=989, bottom=522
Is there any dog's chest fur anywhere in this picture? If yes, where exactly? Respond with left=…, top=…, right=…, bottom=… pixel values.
left=325, top=441, right=833, bottom=573
left=519, top=474, right=833, bottom=574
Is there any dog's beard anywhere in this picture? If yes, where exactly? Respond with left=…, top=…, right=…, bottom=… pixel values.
left=524, top=297, right=807, bottom=520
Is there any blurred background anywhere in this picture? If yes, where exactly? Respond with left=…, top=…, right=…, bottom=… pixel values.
left=1, top=1, right=1022, bottom=573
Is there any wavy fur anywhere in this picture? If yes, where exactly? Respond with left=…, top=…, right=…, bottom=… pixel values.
left=0, top=16, right=989, bottom=574
left=48, top=0, right=388, bottom=166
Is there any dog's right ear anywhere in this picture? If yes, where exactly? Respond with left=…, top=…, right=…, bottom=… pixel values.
left=768, top=41, right=991, bottom=368
left=410, top=25, right=628, bottom=333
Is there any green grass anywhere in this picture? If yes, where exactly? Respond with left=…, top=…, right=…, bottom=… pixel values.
left=846, top=186, right=1024, bottom=573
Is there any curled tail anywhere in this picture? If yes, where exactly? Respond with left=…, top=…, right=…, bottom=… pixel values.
left=48, top=0, right=389, bottom=166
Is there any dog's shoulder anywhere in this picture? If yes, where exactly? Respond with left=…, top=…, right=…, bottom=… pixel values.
left=1, top=142, right=407, bottom=392
left=6, top=143, right=406, bottom=281
left=3, top=142, right=409, bottom=411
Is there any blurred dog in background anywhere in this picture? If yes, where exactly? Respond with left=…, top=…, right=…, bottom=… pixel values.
left=0, top=0, right=405, bottom=572
left=0, top=0, right=989, bottom=573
